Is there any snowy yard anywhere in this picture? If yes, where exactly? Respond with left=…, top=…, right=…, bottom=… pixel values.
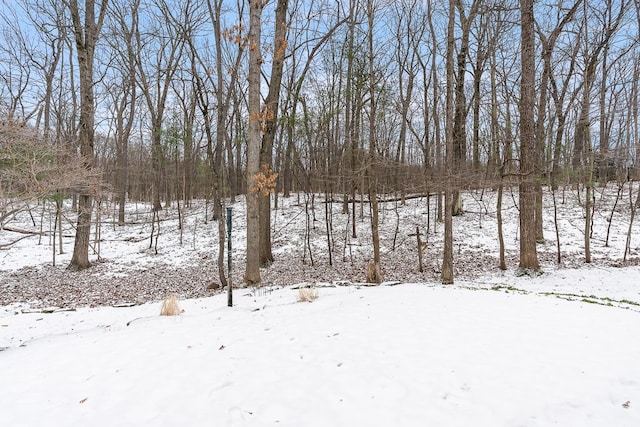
left=1, top=186, right=640, bottom=425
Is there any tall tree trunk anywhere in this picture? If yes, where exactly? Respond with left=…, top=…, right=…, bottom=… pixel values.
left=427, top=0, right=442, bottom=223
left=114, top=4, right=137, bottom=225
left=203, top=0, right=244, bottom=287
left=534, top=57, right=547, bottom=244
left=367, top=0, right=381, bottom=283
left=259, top=0, right=289, bottom=266
left=634, top=60, right=639, bottom=177
left=115, top=68, right=134, bottom=226
left=183, top=88, right=196, bottom=206
left=518, top=0, right=540, bottom=271
left=534, top=0, right=581, bottom=240
left=344, top=0, right=357, bottom=238
left=451, top=0, right=479, bottom=216
left=441, top=0, right=455, bottom=284
left=67, top=0, right=107, bottom=271
left=150, top=120, right=164, bottom=211
left=471, top=52, right=483, bottom=172
left=245, top=0, right=263, bottom=284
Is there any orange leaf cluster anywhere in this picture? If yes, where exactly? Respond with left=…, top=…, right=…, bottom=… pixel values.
left=251, top=163, right=278, bottom=196
left=222, top=25, right=248, bottom=48
left=250, top=105, right=275, bottom=133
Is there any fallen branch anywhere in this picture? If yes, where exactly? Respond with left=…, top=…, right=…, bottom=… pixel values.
left=324, top=193, right=434, bottom=204
left=0, top=234, right=37, bottom=249
left=1, top=226, right=44, bottom=235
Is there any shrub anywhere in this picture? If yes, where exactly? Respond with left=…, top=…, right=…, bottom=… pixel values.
left=298, top=287, right=318, bottom=303
left=160, top=294, right=182, bottom=316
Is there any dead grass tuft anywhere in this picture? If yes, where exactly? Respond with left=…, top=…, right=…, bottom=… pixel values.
left=366, top=262, right=382, bottom=284
left=298, top=287, right=318, bottom=303
left=160, top=294, right=182, bottom=316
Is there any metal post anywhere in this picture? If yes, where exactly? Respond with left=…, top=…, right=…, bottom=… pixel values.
left=226, top=207, right=233, bottom=307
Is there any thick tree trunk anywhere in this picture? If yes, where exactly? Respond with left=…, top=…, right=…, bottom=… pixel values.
left=69, top=193, right=92, bottom=270
left=259, top=0, right=288, bottom=266
left=518, top=0, right=540, bottom=271
left=245, top=0, right=263, bottom=284
left=451, top=1, right=479, bottom=217
left=68, top=0, right=107, bottom=271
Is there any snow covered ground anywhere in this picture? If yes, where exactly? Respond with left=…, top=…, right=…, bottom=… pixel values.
left=1, top=278, right=639, bottom=426
left=1, top=185, right=640, bottom=425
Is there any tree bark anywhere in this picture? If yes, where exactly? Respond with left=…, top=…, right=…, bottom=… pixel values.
left=451, top=0, right=480, bottom=217
left=518, top=0, right=540, bottom=271
left=245, top=0, right=263, bottom=285
left=259, top=0, right=289, bottom=266
left=441, top=0, right=456, bottom=284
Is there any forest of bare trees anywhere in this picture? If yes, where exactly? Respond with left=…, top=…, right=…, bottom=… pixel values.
left=1, top=0, right=640, bottom=284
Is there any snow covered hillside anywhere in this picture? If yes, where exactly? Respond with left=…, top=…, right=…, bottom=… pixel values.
left=1, top=185, right=639, bottom=308
left=1, top=186, right=640, bottom=425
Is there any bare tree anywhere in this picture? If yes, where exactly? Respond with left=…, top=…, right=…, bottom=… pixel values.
left=344, top=0, right=361, bottom=236
left=441, top=0, right=455, bottom=284
left=190, top=0, right=246, bottom=287
left=391, top=0, right=423, bottom=205
left=245, top=0, right=264, bottom=284
left=426, top=0, right=443, bottom=224
left=3, top=0, right=68, bottom=138
left=518, top=0, right=539, bottom=271
left=106, top=0, right=139, bottom=226
left=135, top=0, right=187, bottom=212
left=451, top=0, right=481, bottom=216
left=534, top=0, right=582, bottom=243
left=0, top=6, right=42, bottom=123
left=573, top=0, right=627, bottom=263
left=66, top=0, right=108, bottom=271
left=365, top=0, right=381, bottom=283
left=259, top=0, right=289, bottom=266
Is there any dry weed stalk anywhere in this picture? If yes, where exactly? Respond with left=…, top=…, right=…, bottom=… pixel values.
left=298, top=287, right=318, bottom=303
left=160, top=294, right=182, bottom=316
